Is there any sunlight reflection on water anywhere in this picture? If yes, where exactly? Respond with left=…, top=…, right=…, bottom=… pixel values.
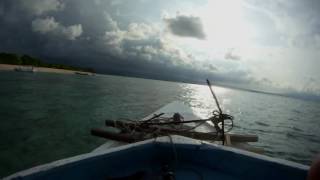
left=179, top=83, right=232, bottom=118
left=177, top=82, right=320, bottom=166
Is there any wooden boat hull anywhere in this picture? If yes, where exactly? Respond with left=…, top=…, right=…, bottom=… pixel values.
left=4, top=136, right=308, bottom=180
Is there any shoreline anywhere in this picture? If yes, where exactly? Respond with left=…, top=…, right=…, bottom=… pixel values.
left=0, top=64, right=94, bottom=75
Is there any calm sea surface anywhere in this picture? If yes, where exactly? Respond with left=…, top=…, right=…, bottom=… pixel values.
left=0, top=71, right=319, bottom=177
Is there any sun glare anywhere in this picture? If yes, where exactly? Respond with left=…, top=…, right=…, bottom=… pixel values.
left=170, top=0, right=257, bottom=59
left=201, top=0, right=254, bottom=48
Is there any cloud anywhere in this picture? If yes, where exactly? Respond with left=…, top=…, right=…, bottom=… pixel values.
left=225, top=49, right=241, bottom=61
left=32, top=17, right=83, bottom=40
left=1, top=0, right=319, bottom=98
left=61, top=24, right=83, bottom=40
left=255, top=77, right=276, bottom=91
left=302, top=77, right=319, bottom=94
left=201, top=62, right=218, bottom=72
left=19, top=0, right=64, bottom=15
left=31, top=17, right=59, bottom=33
left=104, top=12, right=119, bottom=31
left=164, top=14, right=206, bottom=40
left=315, top=34, right=320, bottom=49
left=101, top=14, right=164, bottom=59
left=245, top=0, right=320, bottom=49
left=0, top=3, right=4, bottom=17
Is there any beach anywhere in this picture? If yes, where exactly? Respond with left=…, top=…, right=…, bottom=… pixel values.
left=0, top=64, right=93, bottom=75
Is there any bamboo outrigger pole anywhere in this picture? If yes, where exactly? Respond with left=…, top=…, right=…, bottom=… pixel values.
left=206, top=79, right=225, bottom=145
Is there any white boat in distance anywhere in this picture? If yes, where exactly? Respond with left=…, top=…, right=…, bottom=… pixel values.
left=14, top=66, right=36, bottom=73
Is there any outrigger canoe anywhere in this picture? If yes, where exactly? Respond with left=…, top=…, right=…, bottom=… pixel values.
left=4, top=101, right=309, bottom=180
left=92, top=101, right=261, bottom=152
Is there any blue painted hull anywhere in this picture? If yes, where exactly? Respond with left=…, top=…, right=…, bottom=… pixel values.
left=5, top=136, right=308, bottom=180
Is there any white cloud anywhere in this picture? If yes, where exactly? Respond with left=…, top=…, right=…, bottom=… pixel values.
left=99, top=14, right=255, bottom=85
left=126, top=23, right=157, bottom=40
left=32, top=17, right=83, bottom=40
left=225, top=48, right=241, bottom=61
left=31, top=16, right=59, bottom=33
left=104, top=12, right=119, bottom=31
left=102, top=23, right=163, bottom=59
left=61, top=24, right=83, bottom=40
left=245, top=0, right=319, bottom=49
left=102, top=14, right=162, bottom=58
left=20, top=0, right=65, bottom=15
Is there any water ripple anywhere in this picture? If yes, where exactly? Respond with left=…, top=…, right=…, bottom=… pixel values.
left=1, top=72, right=319, bottom=177
left=255, top=121, right=270, bottom=127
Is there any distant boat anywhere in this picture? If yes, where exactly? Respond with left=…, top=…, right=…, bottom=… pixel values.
left=14, top=66, right=36, bottom=73
left=4, top=101, right=309, bottom=180
left=75, top=71, right=92, bottom=75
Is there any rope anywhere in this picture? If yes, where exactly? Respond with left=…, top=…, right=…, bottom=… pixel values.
left=114, top=110, right=233, bottom=144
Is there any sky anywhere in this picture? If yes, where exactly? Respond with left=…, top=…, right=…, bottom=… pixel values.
left=0, top=0, right=320, bottom=99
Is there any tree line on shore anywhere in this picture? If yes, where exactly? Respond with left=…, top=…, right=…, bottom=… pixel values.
left=0, top=52, right=95, bottom=73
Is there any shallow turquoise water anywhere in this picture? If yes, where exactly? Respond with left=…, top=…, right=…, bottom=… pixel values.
left=0, top=71, right=319, bottom=177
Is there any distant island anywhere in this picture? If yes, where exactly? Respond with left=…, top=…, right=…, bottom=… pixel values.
left=0, top=52, right=95, bottom=73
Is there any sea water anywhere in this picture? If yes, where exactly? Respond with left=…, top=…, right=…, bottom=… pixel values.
left=0, top=71, right=319, bottom=177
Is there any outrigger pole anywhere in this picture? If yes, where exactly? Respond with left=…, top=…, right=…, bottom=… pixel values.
left=206, top=79, right=225, bottom=145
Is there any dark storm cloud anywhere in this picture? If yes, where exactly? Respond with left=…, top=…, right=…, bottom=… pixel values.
left=0, top=0, right=84, bottom=56
left=164, top=15, right=206, bottom=40
left=0, top=0, right=184, bottom=66
left=0, top=0, right=257, bottom=87
left=0, top=1, right=44, bottom=54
